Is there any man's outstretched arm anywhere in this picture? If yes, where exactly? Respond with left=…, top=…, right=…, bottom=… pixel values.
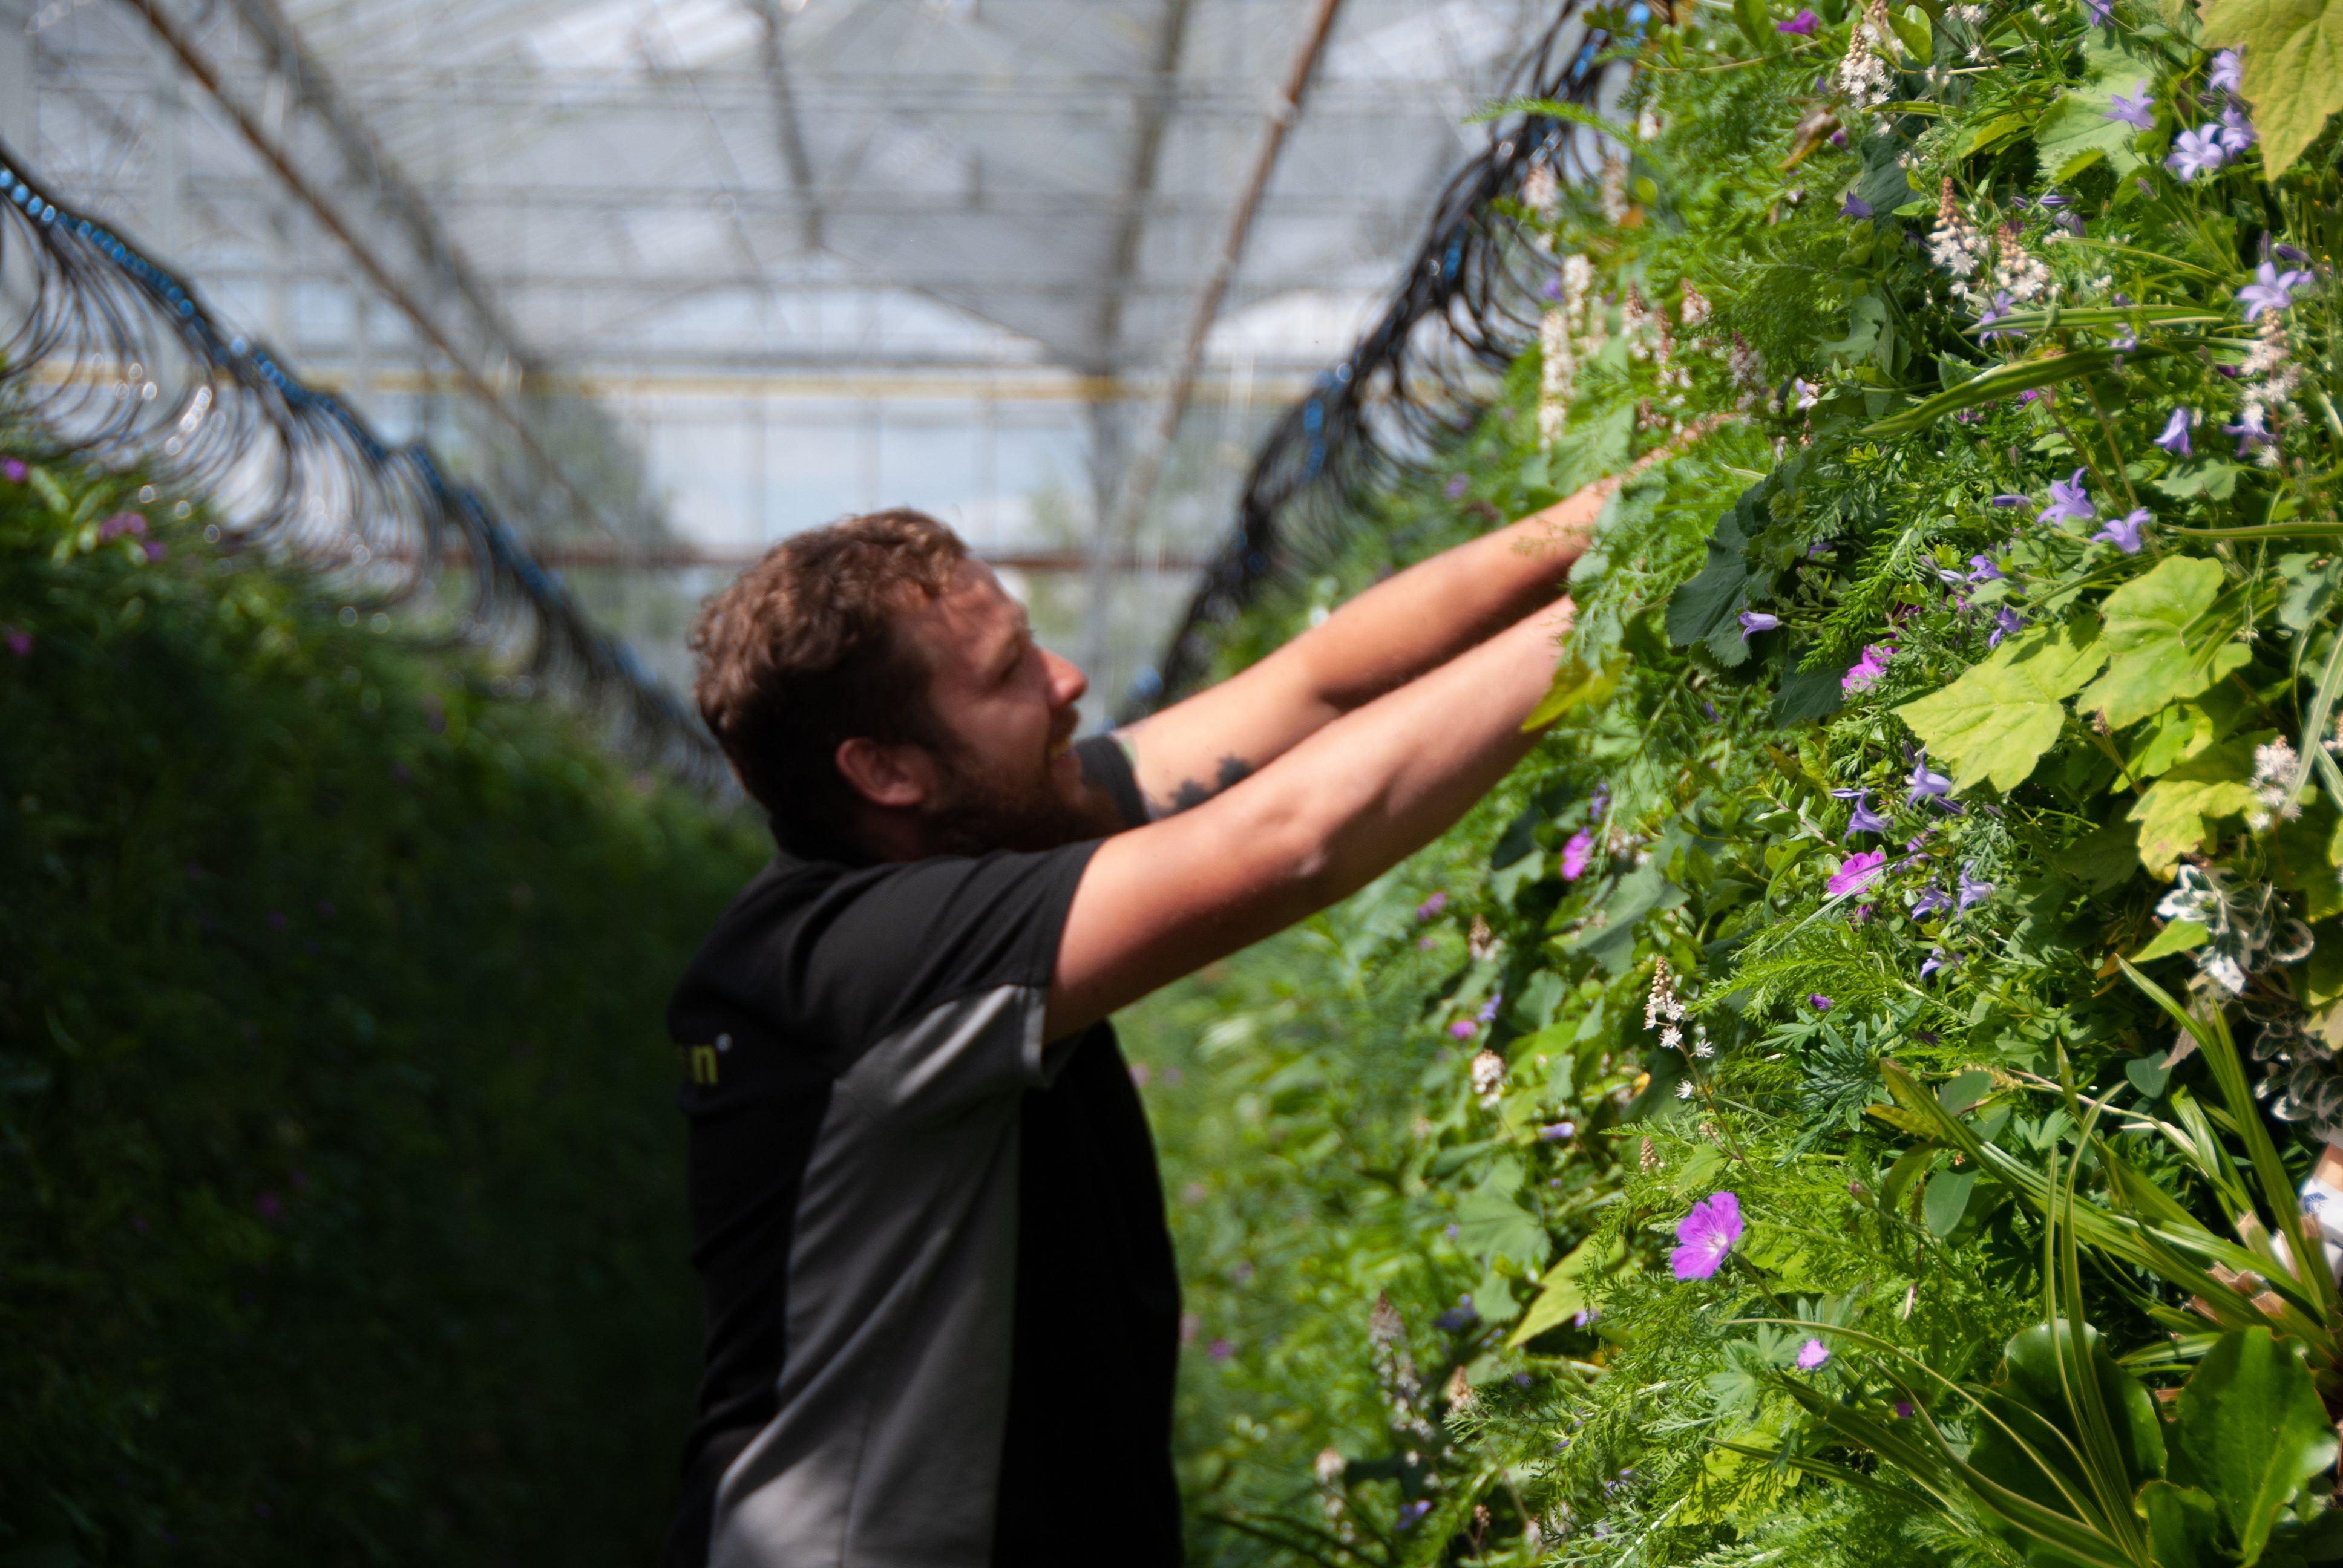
left=1116, top=478, right=1612, bottom=817
left=1046, top=597, right=1570, bottom=1040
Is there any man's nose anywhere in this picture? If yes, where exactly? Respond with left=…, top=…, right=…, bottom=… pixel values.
left=1044, top=649, right=1087, bottom=708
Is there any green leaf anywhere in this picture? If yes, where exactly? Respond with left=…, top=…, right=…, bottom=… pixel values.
left=2077, top=557, right=2251, bottom=730
left=2054, top=817, right=2143, bottom=892
left=1894, top=622, right=2109, bottom=793
left=2200, top=0, right=2343, bottom=178
left=1888, top=4, right=1932, bottom=62
left=2140, top=1481, right=2225, bottom=1568
left=2167, top=1328, right=2340, bottom=1560
left=1452, top=1161, right=1548, bottom=1271
left=1961, top=110, right=2033, bottom=158
left=2129, top=736, right=2268, bottom=876
left=2126, top=1055, right=2174, bottom=1099
left=2036, top=88, right=2145, bottom=181
left=1922, top=1169, right=1978, bottom=1236
left=1820, top=294, right=1890, bottom=367
left=2155, top=462, right=2243, bottom=502
left=1969, top=1321, right=2168, bottom=1524
left=1733, top=0, right=1776, bottom=51
left=2134, top=919, right=2211, bottom=962
left=1525, top=653, right=1625, bottom=730
left=1509, top=1233, right=1625, bottom=1347
left=1858, top=347, right=2163, bottom=438
left=1565, top=859, right=1689, bottom=975
left=1665, top=483, right=1771, bottom=665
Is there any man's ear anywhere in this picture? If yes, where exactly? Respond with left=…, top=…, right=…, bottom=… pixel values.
left=834, top=736, right=934, bottom=810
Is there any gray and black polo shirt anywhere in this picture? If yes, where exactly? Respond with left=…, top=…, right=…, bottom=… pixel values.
left=663, top=737, right=1182, bottom=1567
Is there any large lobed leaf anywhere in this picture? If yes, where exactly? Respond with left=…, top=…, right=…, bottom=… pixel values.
left=1895, top=621, right=2108, bottom=792
left=2200, top=0, right=2343, bottom=178
left=2078, top=556, right=2251, bottom=730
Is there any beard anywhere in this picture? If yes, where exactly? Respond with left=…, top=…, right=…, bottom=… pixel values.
left=916, top=716, right=1096, bottom=857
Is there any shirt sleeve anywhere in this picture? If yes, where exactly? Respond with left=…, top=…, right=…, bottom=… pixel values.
left=704, top=841, right=1102, bottom=1123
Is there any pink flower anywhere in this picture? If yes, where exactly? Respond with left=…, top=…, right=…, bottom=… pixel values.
left=1447, top=1019, right=1478, bottom=1040
left=1797, top=1338, right=1830, bottom=1370
left=1841, top=644, right=1894, bottom=693
left=1559, top=829, right=1594, bottom=881
left=1, top=459, right=24, bottom=483
left=1670, top=1191, right=1743, bottom=1280
left=1827, top=851, right=1887, bottom=898
left=1415, top=890, right=1447, bottom=920
left=97, top=511, right=147, bottom=541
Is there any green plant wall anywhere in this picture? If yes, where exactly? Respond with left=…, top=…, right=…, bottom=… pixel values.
left=0, top=451, right=767, bottom=1566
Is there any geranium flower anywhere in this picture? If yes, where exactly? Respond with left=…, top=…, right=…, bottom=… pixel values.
left=1447, top=1019, right=1478, bottom=1040
left=1777, top=7, right=1818, bottom=30
left=0, top=459, right=24, bottom=483
left=1989, top=605, right=2027, bottom=647
left=1842, top=643, right=1895, bottom=693
left=2153, top=406, right=2194, bottom=455
left=2167, top=124, right=2228, bottom=181
left=2238, top=259, right=2313, bottom=321
left=2037, top=469, right=2096, bottom=526
left=1828, top=851, right=1887, bottom=898
left=1797, top=1338, right=1831, bottom=1370
left=2103, top=84, right=2154, bottom=129
left=1559, top=829, right=1594, bottom=881
left=1739, top=609, right=1780, bottom=635
left=1670, top=1192, right=1743, bottom=1280
left=2092, top=507, right=2149, bottom=553
left=2207, top=47, right=2242, bottom=94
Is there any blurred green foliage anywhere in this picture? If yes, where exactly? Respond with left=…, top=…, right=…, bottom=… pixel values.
left=0, top=451, right=765, bottom=1566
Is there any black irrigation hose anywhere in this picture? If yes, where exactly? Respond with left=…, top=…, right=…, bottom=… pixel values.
left=0, top=140, right=727, bottom=787
left=1137, top=1, right=1622, bottom=715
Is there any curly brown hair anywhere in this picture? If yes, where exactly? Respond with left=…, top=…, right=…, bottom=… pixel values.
left=689, top=509, right=968, bottom=838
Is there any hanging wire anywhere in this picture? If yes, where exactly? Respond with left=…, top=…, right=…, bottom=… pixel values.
left=1136, top=0, right=1625, bottom=714
left=0, top=140, right=727, bottom=786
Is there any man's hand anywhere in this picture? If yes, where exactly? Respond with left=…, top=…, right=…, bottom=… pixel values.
left=1045, top=596, right=1572, bottom=1040
left=1115, top=477, right=1616, bottom=819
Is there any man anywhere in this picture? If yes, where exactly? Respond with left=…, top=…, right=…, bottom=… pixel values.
left=664, top=476, right=1616, bottom=1567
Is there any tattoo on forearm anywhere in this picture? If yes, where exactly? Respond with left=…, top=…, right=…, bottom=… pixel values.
left=1155, top=754, right=1254, bottom=818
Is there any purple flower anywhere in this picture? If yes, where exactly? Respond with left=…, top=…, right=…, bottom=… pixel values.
left=1895, top=1399, right=1915, bottom=1418
left=1477, top=993, right=1503, bottom=1025
left=2092, top=507, right=2149, bottom=554
left=2110, top=323, right=2137, bottom=351
left=2154, top=406, right=2194, bottom=456
left=2083, top=0, right=2111, bottom=23
left=1841, top=192, right=1873, bottom=220
left=2226, top=406, right=2277, bottom=452
left=1797, top=1338, right=1831, bottom=1370
left=97, top=511, right=146, bottom=541
left=1447, top=1019, right=1478, bottom=1040
left=2238, top=259, right=2313, bottom=321
left=2037, top=469, right=2096, bottom=526
left=1970, top=558, right=2007, bottom=586
left=1397, top=1500, right=1432, bottom=1528
left=1416, top=890, right=1448, bottom=920
left=1539, top=275, right=1565, bottom=301
left=2208, top=48, right=2242, bottom=95
left=2, top=627, right=28, bottom=658
left=2167, top=124, right=2229, bottom=181
left=1990, top=606, right=2027, bottom=647
left=1740, top=609, right=1780, bottom=636
left=1208, top=1338, right=1234, bottom=1361
left=1670, top=1192, right=1744, bottom=1281
left=1828, top=851, right=1888, bottom=898
left=1911, top=884, right=1953, bottom=918
left=1540, top=1120, right=1577, bottom=1141
left=1559, top=829, right=1594, bottom=881
left=1920, top=947, right=1956, bottom=981
left=0, top=459, right=24, bottom=483
left=1842, top=643, right=1895, bottom=693
left=2216, top=103, right=2256, bottom=154
left=1957, top=862, right=1994, bottom=910
left=1777, top=7, right=1817, bottom=30
left=1435, top=1296, right=1480, bottom=1331
left=143, top=541, right=166, bottom=562
left=2105, top=85, right=2155, bottom=129
left=1827, top=128, right=1848, bottom=148
left=1446, top=474, right=1470, bottom=500
left=2276, top=243, right=2309, bottom=263
left=1977, top=291, right=2018, bottom=343
left=1832, top=787, right=1891, bottom=837
left=1906, top=752, right=1953, bottom=806
left=1989, top=494, right=2030, bottom=508
left=1809, top=993, right=1834, bottom=1011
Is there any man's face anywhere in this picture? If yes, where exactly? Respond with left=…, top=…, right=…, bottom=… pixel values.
left=891, top=557, right=1097, bottom=854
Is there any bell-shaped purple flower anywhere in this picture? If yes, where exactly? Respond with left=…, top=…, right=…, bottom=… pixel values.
left=1906, top=752, right=1954, bottom=806
left=2104, top=85, right=2155, bottom=129
left=1739, top=609, right=1780, bottom=636
left=1988, top=494, right=2030, bottom=508
left=1841, top=192, right=1873, bottom=220
left=1988, top=605, right=2027, bottom=648
left=2215, top=103, right=2257, bottom=153
left=2092, top=508, right=2149, bottom=554
left=1967, top=555, right=2003, bottom=583
left=2226, top=406, right=2277, bottom=452
left=1919, top=947, right=1955, bottom=981
left=2037, top=469, right=2096, bottom=526
left=1776, top=7, right=1818, bottom=30
left=1956, top=863, right=1995, bottom=910
left=1910, top=884, right=1953, bottom=918
left=2153, top=406, right=2194, bottom=456
left=2208, top=48, right=2243, bottom=94
left=1833, top=787, right=1891, bottom=838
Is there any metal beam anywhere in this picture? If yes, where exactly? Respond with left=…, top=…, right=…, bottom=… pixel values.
left=750, top=0, right=822, bottom=253
left=1096, top=0, right=1347, bottom=690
